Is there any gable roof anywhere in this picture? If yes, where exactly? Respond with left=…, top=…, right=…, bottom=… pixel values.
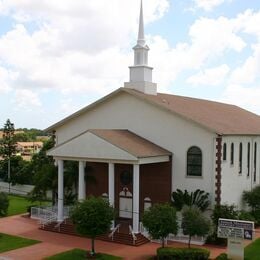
left=89, top=129, right=171, bottom=158
left=124, top=88, right=260, bottom=135
left=45, top=88, right=260, bottom=136
left=47, top=129, right=171, bottom=164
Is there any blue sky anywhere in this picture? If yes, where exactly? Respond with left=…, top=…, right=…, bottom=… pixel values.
left=0, top=0, right=259, bottom=129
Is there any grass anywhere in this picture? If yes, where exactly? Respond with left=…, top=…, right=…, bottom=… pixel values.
left=45, top=248, right=123, bottom=260
left=0, top=233, right=40, bottom=253
left=7, top=194, right=50, bottom=216
left=244, top=238, right=260, bottom=260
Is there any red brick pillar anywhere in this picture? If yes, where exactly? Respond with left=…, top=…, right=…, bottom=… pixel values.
left=215, top=136, right=222, bottom=205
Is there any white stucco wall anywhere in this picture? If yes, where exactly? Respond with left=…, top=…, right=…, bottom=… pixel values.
left=221, top=136, right=260, bottom=209
left=53, top=91, right=217, bottom=205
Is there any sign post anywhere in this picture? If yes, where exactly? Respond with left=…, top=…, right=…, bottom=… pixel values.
left=217, top=218, right=254, bottom=260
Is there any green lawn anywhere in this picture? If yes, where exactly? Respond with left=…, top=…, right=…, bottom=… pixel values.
left=45, top=249, right=123, bottom=260
left=7, top=195, right=50, bottom=216
left=0, top=233, right=40, bottom=253
left=245, top=238, right=260, bottom=260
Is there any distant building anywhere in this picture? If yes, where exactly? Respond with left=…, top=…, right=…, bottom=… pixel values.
left=16, top=142, right=43, bottom=160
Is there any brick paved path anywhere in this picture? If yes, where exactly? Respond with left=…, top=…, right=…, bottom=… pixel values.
left=1, top=215, right=257, bottom=260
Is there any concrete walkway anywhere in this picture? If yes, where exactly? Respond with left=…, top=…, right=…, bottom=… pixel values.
left=0, top=215, right=256, bottom=260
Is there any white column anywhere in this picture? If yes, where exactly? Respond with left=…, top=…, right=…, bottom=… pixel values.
left=133, top=164, right=140, bottom=233
left=108, top=163, right=115, bottom=229
left=57, top=159, right=64, bottom=222
left=78, top=161, right=86, bottom=201
left=108, top=163, right=115, bottom=206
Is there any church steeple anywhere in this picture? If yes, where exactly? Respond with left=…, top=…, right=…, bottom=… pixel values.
left=137, top=0, right=145, bottom=46
left=124, top=0, right=157, bottom=95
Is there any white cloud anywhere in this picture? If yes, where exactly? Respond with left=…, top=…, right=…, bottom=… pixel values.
left=13, top=89, right=41, bottom=109
left=0, top=1, right=259, bottom=115
left=193, top=0, right=231, bottom=12
left=0, top=66, right=13, bottom=93
left=229, top=44, right=260, bottom=85
left=0, top=0, right=169, bottom=96
left=186, top=64, right=230, bottom=86
left=221, top=84, right=260, bottom=114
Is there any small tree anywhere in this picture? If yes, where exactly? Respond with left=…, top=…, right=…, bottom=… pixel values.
left=0, top=119, right=17, bottom=193
left=181, top=206, right=211, bottom=248
left=142, top=203, right=178, bottom=248
left=0, top=119, right=16, bottom=159
left=71, top=196, right=114, bottom=257
left=0, top=192, right=9, bottom=217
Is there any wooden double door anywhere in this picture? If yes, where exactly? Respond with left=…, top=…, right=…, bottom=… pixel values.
left=115, top=164, right=133, bottom=220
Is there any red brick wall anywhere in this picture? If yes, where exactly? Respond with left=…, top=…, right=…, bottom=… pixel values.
left=86, top=162, right=108, bottom=197
left=85, top=160, right=172, bottom=217
left=140, top=159, right=172, bottom=214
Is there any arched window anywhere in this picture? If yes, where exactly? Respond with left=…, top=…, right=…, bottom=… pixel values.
left=187, top=146, right=202, bottom=177
left=223, top=143, right=227, bottom=161
left=230, top=143, right=234, bottom=165
left=239, top=143, right=242, bottom=174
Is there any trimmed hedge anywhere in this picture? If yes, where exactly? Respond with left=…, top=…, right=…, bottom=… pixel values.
left=157, top=247, right=210, bottom=260
left=215, top=253, right=230, bottom=260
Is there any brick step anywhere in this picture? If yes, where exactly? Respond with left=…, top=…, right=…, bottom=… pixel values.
left=40, top=221, right=150, bottom=246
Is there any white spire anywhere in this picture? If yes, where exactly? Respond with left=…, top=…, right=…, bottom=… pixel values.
left=124, top=0, right=157, bottom=95
left=137, top=0, right=145, bottom=46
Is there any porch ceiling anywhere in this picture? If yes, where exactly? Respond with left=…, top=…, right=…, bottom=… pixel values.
left=47, top=129, right=171, bottom=164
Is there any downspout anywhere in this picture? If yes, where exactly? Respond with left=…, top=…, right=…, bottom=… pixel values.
left=215, top=135, right=222, bottom=206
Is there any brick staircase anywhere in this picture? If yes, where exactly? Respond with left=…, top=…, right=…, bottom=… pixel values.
left=40, top=219, right=150, bottom=246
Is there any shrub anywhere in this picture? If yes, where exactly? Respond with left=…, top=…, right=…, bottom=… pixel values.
left=171, top=189, right=210, bottom=212
left=243, top=186, right=260, bottom=211
left=243, top=186, right=260, bottom=226
left=206, top=204, right=238, bottom=246
left=0, top=192, right=9, bottom=217
left=157, top=247, right=210, bottom=260
left=238, top=210, right=255, bottom=222
left=215, top=253, right=230, bottom=260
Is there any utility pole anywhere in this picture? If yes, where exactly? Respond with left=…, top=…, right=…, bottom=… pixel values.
left=8, top=158, right=10, bottom=193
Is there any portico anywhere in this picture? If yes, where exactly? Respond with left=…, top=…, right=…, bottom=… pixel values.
left=47, top=129, right=171, bottom=233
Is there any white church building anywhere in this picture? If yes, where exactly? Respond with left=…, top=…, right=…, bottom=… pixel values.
left=46, top=1, right=260, bottom=236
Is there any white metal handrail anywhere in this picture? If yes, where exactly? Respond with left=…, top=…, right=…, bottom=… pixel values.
left=109, top=224, right=121, bottom=241
left=38, top=208, right=57, bottom=228
left=31, top=206, right=71, bottom=220
left=129, top=225, right=137, bottom=245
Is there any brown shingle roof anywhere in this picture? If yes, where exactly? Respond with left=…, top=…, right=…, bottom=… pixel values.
left=45, top=88, right=260, bottom=136
left=124, top=88, right=260, bottom=135
left=89, top=129, right=171, bottom=158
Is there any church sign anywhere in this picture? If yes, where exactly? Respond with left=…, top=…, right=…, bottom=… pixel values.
left=218, top=218, right=254, bottom=240
left=218, top=218, right=254, bottom=260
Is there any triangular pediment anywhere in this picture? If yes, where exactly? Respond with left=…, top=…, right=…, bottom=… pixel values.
left=47, top=131, right=138, bottom=162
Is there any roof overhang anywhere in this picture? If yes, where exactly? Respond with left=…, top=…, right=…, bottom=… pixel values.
left=47, top=130, right=171, bottom=165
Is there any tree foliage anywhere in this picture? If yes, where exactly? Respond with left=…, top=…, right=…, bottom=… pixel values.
left=71, top=196, right=114, bottom=256
left=243, top=186, right=260, bottom=225
left=171, top=189, right=210, bottom=212
left=181, top=206, right=211, bottom=248
left=0, top=192, right=9, bottom=217
left=0, top=119, right=17, bottom=158
left=29, top=138, right=57, bottom=203
left=243, top=186, right=260, bottom=211
left=142, top=203, right=178, bottom=247
left=0, top=156, right=33, bottom=185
